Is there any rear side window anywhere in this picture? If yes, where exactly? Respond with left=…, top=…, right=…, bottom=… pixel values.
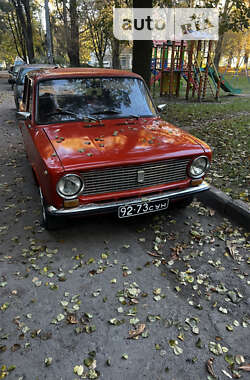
left=28, top=80, right=33, bottom=114
left=22, top=78, right=33, bottom=113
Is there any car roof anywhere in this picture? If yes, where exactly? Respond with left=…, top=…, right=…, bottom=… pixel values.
left=27, top=67, right=142, bottom=81
left=19, top=64, right=57, bottom=73
left=18, top=64, right=57, bottom=71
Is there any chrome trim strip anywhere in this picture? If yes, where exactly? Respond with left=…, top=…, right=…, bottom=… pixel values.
left=47, top=182, right=209, bottom=217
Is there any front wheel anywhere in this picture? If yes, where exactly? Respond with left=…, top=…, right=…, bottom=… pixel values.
left=39, top=188, right=64, bottom=230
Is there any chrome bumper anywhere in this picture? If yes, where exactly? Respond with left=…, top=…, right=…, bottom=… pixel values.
left=47, top=182, right=209, bottom=217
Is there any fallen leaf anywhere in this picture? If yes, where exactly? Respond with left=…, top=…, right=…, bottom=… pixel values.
left=147, top=251, right=160, bottom=257
left=44, top=357, right=53, bottom=367
left=128, top=323, right=145, bottom=339
left=67, top=314, right=78, bottom=324
left=226, top=241, right=237, bottom=259
left=11, top=344, right=21, bottom=352
left=239, top=364, right=250, bottom=371
left=74, top=365, right=84, bottom=376
left=206, top=357, right=216, bottom=378
left=221, top=369, right=232, bottom=378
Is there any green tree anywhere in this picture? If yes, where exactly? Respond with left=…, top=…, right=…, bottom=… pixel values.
left=10, top=0, right=35, bottom=63
left=81, top=0, right=112, bottom=68
left=201, top=0, right=250, bottom=68
left=53, top=0, right=80, bottom=66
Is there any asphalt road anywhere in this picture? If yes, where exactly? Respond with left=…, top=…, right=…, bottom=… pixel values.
left=0, top=77, right=249, bottom=380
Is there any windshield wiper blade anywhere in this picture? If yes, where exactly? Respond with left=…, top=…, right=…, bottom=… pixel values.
left=91, top=109, right=120, bottom=115
left=47, top=109, right=81, bottom=120
left=127, top=114, right=140, bottom=119
left=82, top=115, right=99, bottom=121
left=47, top=109, right=98, bottom=121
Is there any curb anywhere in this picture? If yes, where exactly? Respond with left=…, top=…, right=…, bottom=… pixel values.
left=197, top=185, right=250, bottom=230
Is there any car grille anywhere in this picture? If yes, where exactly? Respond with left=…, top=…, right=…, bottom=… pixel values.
left=80, top=158, right=190, bottom=196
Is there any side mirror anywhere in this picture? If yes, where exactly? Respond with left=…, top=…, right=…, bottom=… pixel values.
left=157, top=104, right=167, bottom=112
left=16, top=111, right=31, bottom=121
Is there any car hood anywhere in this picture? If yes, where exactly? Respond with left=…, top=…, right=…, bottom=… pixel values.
left=43, top=117, right=205, bottom=171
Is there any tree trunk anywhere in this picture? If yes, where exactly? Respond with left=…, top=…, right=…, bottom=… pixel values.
left=98, top=57, right=104, bottom=68
left=11, top=0, right=35, bottom=63
left=44, top=0, right=54, bottom=64
left=69, top=0, right=80, bottom=66
left=62, top=0, right=70, bottom=63
left=112, top=38, right=121, bottom=69
left=132, top=0, right=152, bottom=88
left=214, top=0, right=230, bottom=69
left=23, top=0, right=34, bottom=62
left=8, top=12, right=26, bottom=61
left=214, top=33, right=224, bottom=69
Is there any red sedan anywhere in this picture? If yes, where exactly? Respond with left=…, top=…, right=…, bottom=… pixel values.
left=17, top=68, right=211, bottom=229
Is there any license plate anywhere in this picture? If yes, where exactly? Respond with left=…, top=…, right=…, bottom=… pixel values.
left=118, top=199, right=169, bottom=218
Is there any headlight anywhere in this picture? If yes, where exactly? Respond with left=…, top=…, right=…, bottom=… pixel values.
left=57, top=174, right=84, bottom=199
left=189, top=156, right=210, bottom=178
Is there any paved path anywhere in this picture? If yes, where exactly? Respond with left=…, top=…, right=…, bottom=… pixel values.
left=0, top=78, right=249, bottom=380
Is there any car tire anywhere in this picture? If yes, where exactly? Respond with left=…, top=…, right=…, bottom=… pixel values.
left=39, top=187, right=64, bottom=230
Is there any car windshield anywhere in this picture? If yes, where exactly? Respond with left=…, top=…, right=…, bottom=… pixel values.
left=37, top=77, right=157, bottom=124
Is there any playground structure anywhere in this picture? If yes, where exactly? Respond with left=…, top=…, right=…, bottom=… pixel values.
left=151, top=40, right=242, bottom=101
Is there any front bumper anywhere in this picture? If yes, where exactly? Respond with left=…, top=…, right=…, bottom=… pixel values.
left=46, top=182, right=209, bottom=217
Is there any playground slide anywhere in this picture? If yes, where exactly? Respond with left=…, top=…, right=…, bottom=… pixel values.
left=208, top=68, right=241, bottom=94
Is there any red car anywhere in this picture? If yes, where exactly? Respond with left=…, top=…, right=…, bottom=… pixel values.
left=17, top=68, right=211, bottom=229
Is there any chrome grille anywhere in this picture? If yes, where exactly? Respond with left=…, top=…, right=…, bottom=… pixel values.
left=80, top=158, right=190, bottom=196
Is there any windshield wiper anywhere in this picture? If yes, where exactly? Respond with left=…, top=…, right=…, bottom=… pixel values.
left=47, top=109, right=98, bottom=121
left=90, top=109, right=120, bottom=115
left=47, top=109, right=81, bottom=119
left=127, top=114, right=140, bottom=119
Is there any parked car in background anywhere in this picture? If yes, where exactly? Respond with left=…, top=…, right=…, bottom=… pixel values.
left=13, top=64, right=57, bottom=109
left=0, top=61, right=6, bottom=70
left=8, top=62, right=25, bottom=85
left=17, top=68, right=212, bottom=229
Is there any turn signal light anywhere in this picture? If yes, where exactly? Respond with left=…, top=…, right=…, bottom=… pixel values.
left=63, top=199, right=79, bottom=208
left=191, top=179, right=203, bottom=186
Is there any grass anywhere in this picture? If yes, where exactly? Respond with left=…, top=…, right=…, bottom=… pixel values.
left=151, top=74, right=250, bottom=204
left=189, top=116, right=250, bottom=204
left=223, top=72, right=250, bottom=94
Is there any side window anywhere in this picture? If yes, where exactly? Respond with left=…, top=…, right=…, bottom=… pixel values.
left=22, top=76, right=29, bottom=110
left=27, top=80, right=33, bottom=114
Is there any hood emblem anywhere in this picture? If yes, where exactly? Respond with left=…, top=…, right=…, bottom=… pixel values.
left=137, top=170, right=145, bottom=183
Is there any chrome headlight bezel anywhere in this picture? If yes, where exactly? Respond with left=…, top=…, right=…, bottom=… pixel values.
left=56, top=174, right=84, bottom=200
left=188, top=156, right=210, bottom=179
